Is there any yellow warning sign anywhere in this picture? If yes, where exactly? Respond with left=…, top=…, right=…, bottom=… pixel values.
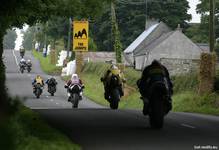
left=73, top=21, right=89, bottom=51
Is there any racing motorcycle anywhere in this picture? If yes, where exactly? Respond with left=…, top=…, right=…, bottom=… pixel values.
left=66, top=84, right=82, bottom=108
left=19, top=63, right=26, bottom=73
left=33, top=83, right=43, bottom=98
left=107, top=75, right=123, bottom=110
left=26, top=63, right=32, bottom=73
left=47, top=80, right=57, bottom=96
left=142, top=80, right=171, bottom=129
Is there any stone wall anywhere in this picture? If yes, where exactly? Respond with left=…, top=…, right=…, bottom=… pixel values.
left=160, top=58, right=200, bottom=75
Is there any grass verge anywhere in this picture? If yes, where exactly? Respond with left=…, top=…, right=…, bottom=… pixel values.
left=32, top=50, right=62, bottom=75
left=0, top=98, right=80, bottom=150
left=173, top=91, right=219, bottom=115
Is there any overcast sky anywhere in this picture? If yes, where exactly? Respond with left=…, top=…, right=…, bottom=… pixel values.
left=14, top=0, right=201, bottom=50
left=188, top=0, right=201, bottom=23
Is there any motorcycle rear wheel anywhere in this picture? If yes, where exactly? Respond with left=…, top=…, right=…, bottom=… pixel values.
left=149, top=94, right=164, bottom=129
left=110, top=89, right=120, bottom=110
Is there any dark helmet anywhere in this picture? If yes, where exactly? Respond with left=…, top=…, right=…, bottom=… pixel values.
left=151, top=59, right=161, bottom=66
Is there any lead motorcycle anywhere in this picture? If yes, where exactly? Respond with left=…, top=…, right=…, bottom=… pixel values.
left=65, top=84, right=83, bottom=108
left=33, top=83, right=43, bottom=98
left=142, top=80, right=171, bottom=129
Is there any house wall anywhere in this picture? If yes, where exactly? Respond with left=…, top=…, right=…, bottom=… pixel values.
left=160, top=58, right=200, bottom=75
left=123, top=52, right=134, bottom=66
left=135, top=55, right=146, bottom=70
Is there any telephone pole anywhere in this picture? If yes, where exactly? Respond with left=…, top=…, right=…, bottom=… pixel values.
left=209, top=0, right=215, bottom=52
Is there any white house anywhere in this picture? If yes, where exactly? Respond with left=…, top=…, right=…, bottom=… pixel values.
left=124, top=22, right=207, bottom=75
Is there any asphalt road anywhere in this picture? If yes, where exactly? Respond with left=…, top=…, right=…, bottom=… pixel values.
left=4, top=49, right=102, bottom=109
left=4, top=49, right=219, bottom=150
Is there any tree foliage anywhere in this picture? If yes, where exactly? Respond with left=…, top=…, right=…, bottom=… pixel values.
left=3, top=29, right=17, bottom=49
left=186, top=0, right=219, bottom=43
left=22, top=27, right=35, bottom=50
left=0, top=0, right=106, bottom=110
left=91, top=0, right=191, bottom=51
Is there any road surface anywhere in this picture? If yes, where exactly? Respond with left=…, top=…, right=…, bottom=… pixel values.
left=4, top=49, right=219, bottom=150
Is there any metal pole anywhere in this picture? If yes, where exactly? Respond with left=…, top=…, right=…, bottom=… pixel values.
left=145, top=0, right=147, bottom=30
left=67, top=17, right=72, bottom=58
left=209, top=0, right=215, bottom=52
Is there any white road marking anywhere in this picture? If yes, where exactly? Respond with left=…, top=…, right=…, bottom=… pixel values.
left=46, top=96, right=49, bottom=98
left=181, top=124, right=196, bottom=129
left=12, top=50, right=19, bottom=66
left=50, top=99, right=53, bottom=101
left=56, top=102, right=59, bottom=105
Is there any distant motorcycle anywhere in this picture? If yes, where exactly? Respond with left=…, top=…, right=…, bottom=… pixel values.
left=33, top=83, right=43, bottom=98
left=20, top=51, right=25, bottom=58
left=26, top=63, right=32, bottom=73
left=19, top=63, right=26, bottom=73
left=65, top=84, right=82, bottom=108
left=47, top=79, right=57, bottom=96
left=142, top=80, right=170, bottom=129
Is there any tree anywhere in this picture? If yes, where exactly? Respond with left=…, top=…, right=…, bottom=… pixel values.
left=111, top=1, right=122, bottom=63
left=0, top=0, right=106, bottom=111
left=91, top=0, right=191, bottom=51
left=22, top=27, right=35, bottom=50
left=3, top=29, right=17, bottom=49
left=189, top=0, right=219, bottom=58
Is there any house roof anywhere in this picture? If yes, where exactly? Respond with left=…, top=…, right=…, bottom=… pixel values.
left=134, top=31, right=174, bottom=56
left=196, top=43, right=210, bottom=53
left=124, top=23, right=159, bottom=54
left=134, top=30, right=203, bottom=57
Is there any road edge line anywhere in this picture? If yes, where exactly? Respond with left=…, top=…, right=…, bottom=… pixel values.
left=13, top=50, right=19, bottom=66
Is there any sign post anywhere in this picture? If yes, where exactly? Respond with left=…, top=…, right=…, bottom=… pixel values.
left=73, top=20, right=89, bottom=52
left=73, top=21, right=89, bottom=74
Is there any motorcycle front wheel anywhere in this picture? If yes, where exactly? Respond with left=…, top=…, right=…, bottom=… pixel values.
left=71, top=93, right=79, bottom=108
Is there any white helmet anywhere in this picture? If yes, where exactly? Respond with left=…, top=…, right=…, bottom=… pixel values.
left=71, top=74, right=78, bottom=80
left=27, top=59, right=31, bottom=63
left=21, top=58, right=25, bottom=62
left=111, top=65, right=118, bottom=70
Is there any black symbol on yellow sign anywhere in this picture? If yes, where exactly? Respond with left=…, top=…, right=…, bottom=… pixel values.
left=74, top=28, right=87, bottom=39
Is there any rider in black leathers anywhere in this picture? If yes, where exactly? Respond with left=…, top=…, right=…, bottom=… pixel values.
left=137, top=60, right=173, bottom=113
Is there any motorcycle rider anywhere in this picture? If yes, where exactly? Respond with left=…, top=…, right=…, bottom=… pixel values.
left=137, top=60, right=173, bottom=115
left=19, top=46, right=25, bottom=58
left=65, top=74, right=84, bottom=101
left=32, top=75, right=44, bottom=93
left=46, top=77, right=57, bottom=95
left=19, top=58, right=26, bottom=66
left=101, top=64, right=126, bottom=101
left=46, top=77, right=57, bottom=86
left=26, top=59, right=32, bottom=67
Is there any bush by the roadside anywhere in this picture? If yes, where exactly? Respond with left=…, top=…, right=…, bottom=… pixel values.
left=0, top=97, right=80, bottom=150
left=32, top=50, right=62, bottom=75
